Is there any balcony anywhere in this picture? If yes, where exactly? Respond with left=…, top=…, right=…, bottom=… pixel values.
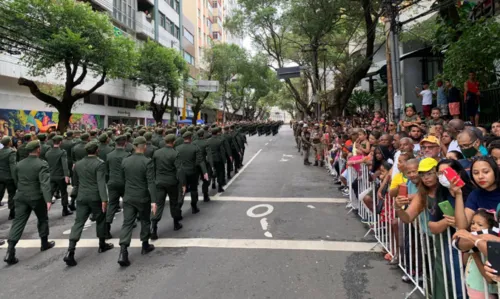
left=136, top=11, right=155, bottom=40
left=207, top=0, right=213, bottom=15
left=82, top=0, right=112, bottom=12
left=159, top=27, right=179, bottom=49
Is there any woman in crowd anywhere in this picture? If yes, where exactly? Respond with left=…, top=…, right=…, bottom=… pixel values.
left=489, top=140, right=500, bottom=168
left=388, top=121, right=397, bottom=135
left=440, top=130, right=454, bottom=157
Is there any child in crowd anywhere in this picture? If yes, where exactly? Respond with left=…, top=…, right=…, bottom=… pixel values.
left=426, top=108, right=445, bottom=127
left=371, top=111, right=386, bottom=127
left=399, top=104, right=421, bottom=132
left=464, top=210, right=498, bottom=299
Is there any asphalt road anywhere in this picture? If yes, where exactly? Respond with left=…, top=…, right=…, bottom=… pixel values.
left=0, top=127, right=418, bottom=299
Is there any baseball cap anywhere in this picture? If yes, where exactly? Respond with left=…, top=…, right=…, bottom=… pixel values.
left=420, top=135, right=440, bottom=146
left=418, top=158, right=438, bottom=172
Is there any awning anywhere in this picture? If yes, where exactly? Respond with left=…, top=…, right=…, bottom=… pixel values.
left=365, top=60, right=387, bottom=77
left=399, top=46, right=441, bottom=61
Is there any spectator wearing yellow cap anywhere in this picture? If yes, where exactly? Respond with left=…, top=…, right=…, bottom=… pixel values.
left=420, top=135, right=441, bottom=161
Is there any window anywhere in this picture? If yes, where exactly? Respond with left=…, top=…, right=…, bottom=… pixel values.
left=113, top=0, right=135, bottom=30
left=184, top=28, right=194, bottom=44
left=184, top=51, right=194, bottom=65
left=160, top=13, right=166, bottom=29
left=108, top=96, right=138, bottom=109
left=84, top=94, right=105, bottom=106
left=174, top=25, right=180, bottom=39
left=213, top=32, right=219, bottom=40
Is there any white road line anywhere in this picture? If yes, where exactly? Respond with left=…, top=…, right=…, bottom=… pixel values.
left=212, top=196, right=348, bottom=203
left=0, top=238, right=382, bottom=252
left=218, top=149, right=262, bottom=192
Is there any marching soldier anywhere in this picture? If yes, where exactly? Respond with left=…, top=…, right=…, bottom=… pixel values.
left=61, top=131, right=75, bottom=188
left=16, top=134, right=32, bottom=162
left=124, top=133, right=134, bottom=153
left=0, top=136, right=17, bottom=220
left=45, top=135, right=73, bottom=216
left=311, top=124, right=324, bottom=167
left=38, top=133, right=51, bottom=161
left=97, top=133, right=113, bottom=163
left=206, top=127, right=226, bottom=193
left=63, top=141, right=113, bottom=267
left=117, top=137, right=156, bottom=267
left=176, top=131, right=208, bottom=214
left=72, top=133, right=89, bottom=164
left=174, top=128, right=187, bottom=148
left=227, top=126, right=242, bottom=174
left=151, top=134, right=185, bottom=239
left=104, top=135, right=130, bottom=239
left=221, top=128, right=233, bottom=183
left=4, top=140, right=55, bottom=265
left=144, top=132, right=158, bottom=158
left=301, top=124, right=312, bottom=165
left=193, top=129, right=213, bottom=202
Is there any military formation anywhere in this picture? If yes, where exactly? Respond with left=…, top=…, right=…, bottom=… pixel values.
left=0, top=120, right=282, bottom=267
left=292, top=121, right=328, bottom=166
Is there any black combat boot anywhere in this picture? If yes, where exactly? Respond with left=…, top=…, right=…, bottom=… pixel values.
left=63, top=240, right=77, bottom=266
left=227, top=174, right=232, bottom=181
left=69, top=197, right=76, bottom=211
left=8, top=209, right=15, bottom=220
left=40, top=237, right=55, bottom=251
left=151, top=223, right=158, bottom=240
left=89, top=213, right=96, bottom=222
left=218, top=186, right=225, bottom=193
left=203, top=194, right=210, bottom=202
left=191, top=203, right=200, bottom=214
left=173, top=219, right=183, bottom=231
left=320, top=160, right=325, bottom=167
left=98, top=238, right=114, bottom=253
left=117, top=246, right=130, bottom=267
left=211, top=181, right=216, bottom=190
left=141, top=241, right=155, bottom=255
left=62, top=206, right=73, bottom=216
left=104, top=223, right=113, bottom=240
left=304, top=160, right=311, bottom=166
left=314, top=161, right=318, bottom=166
left=4, top=240, right=18, bottom=265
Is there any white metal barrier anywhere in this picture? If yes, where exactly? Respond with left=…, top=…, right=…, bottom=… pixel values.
left=341, top=162, right=499, bottom=299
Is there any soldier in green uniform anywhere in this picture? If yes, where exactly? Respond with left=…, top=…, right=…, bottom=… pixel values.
left=107, top=130, right=116, bottom=148
left=46, top=132, right=56, bottom=147
left=124, top=133, right=134, bottom=153
left=176, top=131, right=208, bottom=213
left=117, top=137, right=156, bottom=267
left=63, top=142, right=113, bottom=267
left=61, top=131, right=75, bottom=192
left=144, top=132, right=158, bottom=158
left=222, top=127, right=235, bottom=181
left=206, top=127, right=227, bottom=192
left=4, top=141, right=55, bottom=265
left=174, top=127, right=187, bottom=148
left=37, top=133, right=50, bottom=161
left=151, top=134, right=185, bottom=239
left=228, top=125, right=242, bottom=172
left=16, top=134, right=32, bottom=162
left=45, top=135, right=73, bottom=216
left=72, top=133, right=89, bottom=164
left=89, top=129, right=98, bottom=142
left=104, top=135, right=130, bottom=239
left=97, top=133, right=113, bottom=162
left=301, top=125, right=312, bottom=165
left=0, top=137, right=17, bottom=220
left=193, top=129, right=213, bottom=202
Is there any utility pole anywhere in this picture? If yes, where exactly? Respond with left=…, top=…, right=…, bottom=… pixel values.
left=154, top=0, right=159, bottom=42
left=385, top=0, right=402, bottom=123
left=384, top=3, right=394, bottom=122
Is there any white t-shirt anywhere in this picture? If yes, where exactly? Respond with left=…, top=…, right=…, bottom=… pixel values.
left=0, top=143, right=3, bottom=149
left=420, top=89, right=433, bottom=106
left=392, top=150, right=401, bottom=179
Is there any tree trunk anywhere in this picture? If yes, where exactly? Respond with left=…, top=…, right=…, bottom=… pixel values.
left=170, top=93, right=175, bottom=125
left=57, top=105, right=72, bottom=133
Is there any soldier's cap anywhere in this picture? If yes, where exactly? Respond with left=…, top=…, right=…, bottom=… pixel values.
left=164, top=134, right=176, bottom=143
left=182, top=131, right=193, bottom=139
left=52, top=135, right=63, bottom=143
left=187, top=126, right=194, bottom=132
left=26, top=140, right=41, bottom=152
left=80, top=133, right=90, bottom=141
left=115, top=135, right=127, bottom=143
left=138, top=129, right=146, bottom=136
left=212, top=127, right=220, bottom=133
left=24, top=134, right=33, bottom=141
left=144, top=132, right=153, bottom=141
left=89, top=130, right=97, bottom=136
left=84, top=141, right=99, bottom=152
left=66, top=130, right=74, bottom=137
left=111, top=128, right=117, bottom=133
left=106, top=130, right=113, bottom=137
left=48, top=132, right=56, bottom=139
left=0, top=136, right=11, bottom=146
left=156, top=128, right=164, bottom=133
left=125, top=133, right=132, bottom=140
left=203, top=125, right=209, bottom=131
left=98, top=133, right=108, bottom=143
left=133, top=136, right=147, bottom=146
left=37, top=133, right=47, bottom=141
left=197, top=129, right=205, bottom=137
left=180, top=128, right=187, bottom=134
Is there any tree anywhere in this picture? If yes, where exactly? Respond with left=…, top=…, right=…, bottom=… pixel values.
left=136, top=41, right=186, bottom=123
left=0, top=0, right=137, bottom=132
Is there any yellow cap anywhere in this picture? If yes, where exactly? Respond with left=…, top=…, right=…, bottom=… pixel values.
left=418, top=158, right=438, bottom=172
left=420, top=135, right=440, bottom=146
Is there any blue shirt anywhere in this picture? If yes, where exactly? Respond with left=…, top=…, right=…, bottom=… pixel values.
left=479, top=145, right=488, bottom=156
left=437, top=86, right=447, bottom=105
left=465, top=188, right=500, bottom=211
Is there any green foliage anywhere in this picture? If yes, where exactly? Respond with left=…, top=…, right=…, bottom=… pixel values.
left=346, top=90, right=375, bottom=114
left=399, top=16, right=439, bottom=44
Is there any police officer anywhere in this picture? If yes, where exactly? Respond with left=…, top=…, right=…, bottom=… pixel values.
left=193, top=129, right=213, bottom=202
left=151, top=134, right=185, bottom=239
left=104, top=135, right=130, bottom=239
left=176, top=131, right=208, bottom=214
left=117, top=137, right=156, bottom=267
left=45, top=135, right=73, bottom=216
left=0, top=136, right=17, bottom=220
left=4, top=140, right=55, bottom=265
left=206, top=127, right=226, bottom=193
left=63, top=141, right=113, bottom=266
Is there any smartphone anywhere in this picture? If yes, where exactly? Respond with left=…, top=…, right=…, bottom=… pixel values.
left=487, top=242, right=500, bottom=273
left=443, top=167, right=465, bottom=188
left=398, top=184, right=408, bottom=197
left=438, top=201, right=455, bottom=217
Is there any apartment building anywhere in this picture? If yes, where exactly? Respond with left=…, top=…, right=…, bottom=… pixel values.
left=0, top=0, right=184, bottom=133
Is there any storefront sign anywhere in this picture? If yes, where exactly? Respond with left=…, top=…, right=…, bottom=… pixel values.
left=117, top=110, right=131, bottom=117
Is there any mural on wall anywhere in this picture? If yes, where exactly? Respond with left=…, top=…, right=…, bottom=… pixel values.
left=146, top=118, right=169, bottom=127
left=0, top=109, right=104, bottom=135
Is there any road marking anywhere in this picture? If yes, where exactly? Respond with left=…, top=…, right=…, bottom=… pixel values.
left=218, top=149, right=262, bottom=192
left=260, top=218, right=269, bottom=230
left=307, top=205, right=316, bottom=209
left=265, top=143, right=268, bottom=145
left=279, top=158, right=289, bottom=162
left=283, top=154, right=293, bottom=158
left=0, top=238, right=382, bottom=252
left=213, top=196, right=348, bottom=203
left=246, top=204, right=274, bottom=218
